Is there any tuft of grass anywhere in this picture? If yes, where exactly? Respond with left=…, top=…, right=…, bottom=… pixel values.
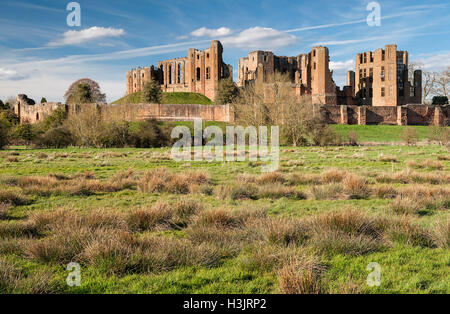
left=138, top=168, right=210, bottom=194
left=277, top=256, right=323, bottom=294
left=342, top=174, right=369, bottom=199
left=309, top=184, right=343, bottom=200
left=322, top=168, right=347, bottom=184
left=0, top=190, right=31, bottom=206
left=378, top=154, right=398, bottom=162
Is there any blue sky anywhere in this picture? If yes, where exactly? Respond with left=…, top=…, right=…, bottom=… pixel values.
left=0, top=0, right=449, bottom=103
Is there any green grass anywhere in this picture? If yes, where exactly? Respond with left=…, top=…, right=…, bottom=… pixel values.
left=331, top=124, right=435, bottom=143
left=112, top=92, right=213, bottom=105
left=0, top=144, right=448, bottom=294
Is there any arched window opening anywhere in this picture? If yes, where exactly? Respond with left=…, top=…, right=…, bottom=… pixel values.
left=206, top=67, right=211, bottom=80
left=169, top=65, right=173, bottom=84
left=196, top=67, right=201, bottom=81
left=177, top=64, right=181, bottom=84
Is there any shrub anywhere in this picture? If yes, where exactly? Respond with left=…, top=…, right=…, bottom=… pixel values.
left=42, top=107, right=67, bottom=130
left=348, top=131, right=358, bottom=146
left=130, top=119, right=172, bottom=148
left=142, top=80, right=162, bottom=104
left=100, top=121, right=130, bottom=148
left=426, top=126, right=450, bottom=145
left=0, top=118, right=10, bottom=149
left=215, top=78, right=239, bottom=104
left=34, top=126, right=73, bottom=148
left=400, top=127, right=419, bottom=145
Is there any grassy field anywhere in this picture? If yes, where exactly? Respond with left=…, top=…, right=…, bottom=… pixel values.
left=331, top=124, right=433, bottom=143
left=0, top=142, right=449, bottom=294
left=112, top=92, right=213, bottom=105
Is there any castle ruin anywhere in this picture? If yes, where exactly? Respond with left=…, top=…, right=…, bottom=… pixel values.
left=11, top=43, right=448, bottom=127
left=237, top=46, right=337, bottom=105
left=126, top=40, right=232, bottom=101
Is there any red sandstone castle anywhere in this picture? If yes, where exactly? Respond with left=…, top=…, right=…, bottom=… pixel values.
left=126, top=40, right=232, bottom=101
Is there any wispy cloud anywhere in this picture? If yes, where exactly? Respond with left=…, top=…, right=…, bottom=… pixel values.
left=48, top=27, right=126, bottom=47
left=222, top=27, right=299, bottom=50
left=285, top=11, right=427, bottom=33
left=191, top=27, right=233, bottom=38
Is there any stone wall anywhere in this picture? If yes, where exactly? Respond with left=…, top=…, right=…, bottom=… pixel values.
left=324, top=105, right=449, bottom=126
left=14, top=95, right=66, bottom=123
left=100, top=103, right=234, bottom=123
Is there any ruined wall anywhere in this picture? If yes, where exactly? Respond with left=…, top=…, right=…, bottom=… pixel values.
left=126, top=40, right=232, bottom=101
left=237, top=46, right=337, bottom=105
left=14, top=95, right=66, bottom=124
left=324, top=105, right=449, bottom=126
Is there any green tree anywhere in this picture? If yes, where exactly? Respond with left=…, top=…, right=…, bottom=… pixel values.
left=0, top=118, right=10, bottom=148
left=0, top=100, right=8, bottom=110
left=0, top=110, right=19, bottom=126
left=142, top=80, right=162, bottom=104
left=65, top=78, right=106, bottom=104
left=43, top=107, right=68, bottom=131
left=215, top=78, right=239, bottom=104
left=40, top=97, right=47, bottom=103
left=12, top=123, right=35, bottom=147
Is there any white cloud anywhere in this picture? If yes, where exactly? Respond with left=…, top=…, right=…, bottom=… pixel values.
left=0, top=67, right=33, bottom=80
left=330, top=59, right=354, bottom=71
left=413, top=52, right=450, bottom=71
left=48, top=26, right=125, bottom=46
left=190, top=27, right=233, bottom=38
left=222, top=27, right=299, bottom=50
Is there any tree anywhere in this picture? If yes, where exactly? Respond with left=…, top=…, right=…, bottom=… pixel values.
left=233, top=72, right=338, bottom=146
left=64, top=104, right=104, bottom=147
left=65, top=78, right=106, bottom=104
left=141, top=80, right=162, bottom=104
left=400, top=127, right=419, bottom=146
left=435, top=66, right=449, bottom=98
left=0, top=118, right=10, bottom=149
left=422, top=71, right=438, bottom=104
left=43, top=107, right=68, bottom=130
left=40, top=97, right=47, bottom=103
left=215, top=78, right=239, bottom=104
left=12, top=123, right=35, bottom=147
left=0, top=100, right=8, bottom=110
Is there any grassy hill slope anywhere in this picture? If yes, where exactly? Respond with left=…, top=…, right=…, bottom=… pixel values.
left=112, top=92, right=213, bottom=105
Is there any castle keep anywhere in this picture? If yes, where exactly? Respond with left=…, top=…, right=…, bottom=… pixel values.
left=347, top=44, right=422, bottom=106
left=237, top=46, right=337, bottom=105
left=126, top=40, right=232, bottom=101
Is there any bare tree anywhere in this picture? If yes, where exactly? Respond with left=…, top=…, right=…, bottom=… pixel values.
left=233, top=72, right=337, bottom=146
left=422, top=71, right=438, bottom=104
left=435, top=66, right=449, bottom=98
left=64, top=104, right=105, bottom=147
